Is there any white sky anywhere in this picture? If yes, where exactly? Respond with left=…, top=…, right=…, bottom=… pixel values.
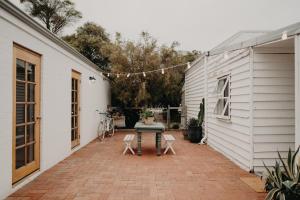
left=10, top=0, right=300, bottom=51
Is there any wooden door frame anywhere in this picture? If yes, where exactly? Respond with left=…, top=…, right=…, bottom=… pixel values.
left=71, top=70, right=81, bottom=148
left=12, top=44, right=41, bottom=184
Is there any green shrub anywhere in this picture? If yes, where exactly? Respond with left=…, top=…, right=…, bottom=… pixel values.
left=140, top=109, right=154, bottom=119
left=264, top=147, right=300, bottom=200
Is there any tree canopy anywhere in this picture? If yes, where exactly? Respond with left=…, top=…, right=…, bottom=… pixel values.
left=63, top=22, right=111, bottom=70
left=20, top=0, right=82, bottom=34
left=105, top=32, right=200, bottom=107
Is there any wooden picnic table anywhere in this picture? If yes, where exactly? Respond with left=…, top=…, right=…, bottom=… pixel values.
left=134, top=122, right=165, bottom=156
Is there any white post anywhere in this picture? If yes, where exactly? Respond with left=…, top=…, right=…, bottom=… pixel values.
left=295, top=35, right=300, bottom=164
left=249, top=47, right=254, bottom=172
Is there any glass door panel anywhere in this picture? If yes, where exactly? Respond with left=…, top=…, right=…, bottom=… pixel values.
left=13, top=45, right=40, bottom=184
left=71, top=71, right=80, bottom=148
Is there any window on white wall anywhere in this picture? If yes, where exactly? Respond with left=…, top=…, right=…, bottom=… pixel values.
left=214, top=75, right=231, bottom=119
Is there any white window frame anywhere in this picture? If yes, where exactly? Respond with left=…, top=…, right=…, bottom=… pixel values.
left=213, top=74, right=231, bottom=120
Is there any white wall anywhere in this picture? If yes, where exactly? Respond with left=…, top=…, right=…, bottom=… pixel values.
left=252, top=47, right=295, bottom=172
left=206, top=49, right=252, bottom=171
left=185, top=58, right=206, bottom=120
left=0, top=8, right=110, bottom=199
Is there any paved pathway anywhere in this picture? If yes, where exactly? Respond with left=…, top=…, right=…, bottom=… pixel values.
left=8, top=131, right=266, bottom=200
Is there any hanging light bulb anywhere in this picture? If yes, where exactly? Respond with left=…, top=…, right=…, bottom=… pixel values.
left=127, top=73, right=130, bottom=78
left=282, top=31, right=288, bottom=40
left=107, top=73, right=110, bottom=77
left=161, top=68, right=165, bottom=74
left=187, top=62, right=191, bottom=69
left=143, top=72, right=146, bottom=77
left=117, top=74, right=120, bottom=78
left=224, top=51, right=229, bottom=60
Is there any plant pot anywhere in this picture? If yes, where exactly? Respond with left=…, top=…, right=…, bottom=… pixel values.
left=144, top=117, right=154, bottom=125
left=188, top=127, right=202, bottom=143
left=182, top=130, right=189, bottom=140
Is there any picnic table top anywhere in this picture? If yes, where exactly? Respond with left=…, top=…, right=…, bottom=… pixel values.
left=134, top=122, right=165, bottom=132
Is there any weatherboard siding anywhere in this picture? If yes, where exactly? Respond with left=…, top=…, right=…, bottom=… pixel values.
left=206, top=49, right=252, bottom=171
left=252, top=49, right=295, bottom=172
left=185, top=58, right=206, bottom=120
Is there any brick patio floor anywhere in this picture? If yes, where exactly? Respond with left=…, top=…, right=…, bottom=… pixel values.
left=8, top=131, right=266, bottom=200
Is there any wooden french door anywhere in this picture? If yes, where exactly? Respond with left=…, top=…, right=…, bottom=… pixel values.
left=71, top=71, right=80, bottom=148
left=13, top=44, right=41, bottom=183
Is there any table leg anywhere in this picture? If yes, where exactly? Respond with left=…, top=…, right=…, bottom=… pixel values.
left=156, top=132, right=161, bottom=156
left=137, top=132, right=142, bottom=156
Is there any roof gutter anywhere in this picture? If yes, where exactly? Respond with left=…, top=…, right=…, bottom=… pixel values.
left=209, top=22, right=300, bottom=56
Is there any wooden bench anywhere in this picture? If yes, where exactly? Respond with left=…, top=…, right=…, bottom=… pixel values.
left=123, top=134, right=135, bottom=155
left=163, top=134, right=176, bottom=155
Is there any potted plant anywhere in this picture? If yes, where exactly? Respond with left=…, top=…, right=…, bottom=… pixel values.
left=187, top=118, right=202, bottom=143
left=263, top=147, right=300, bottom=200
left=141, top=109, right=155, bottom=125
left=187, top=98, right=205, bottom=143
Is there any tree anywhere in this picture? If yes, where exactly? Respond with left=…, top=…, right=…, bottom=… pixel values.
left=20, top=0, right=82, bottom=34
left=107, top=32, right=200, bottom=107
left=63, top=22, right=111, bottom=70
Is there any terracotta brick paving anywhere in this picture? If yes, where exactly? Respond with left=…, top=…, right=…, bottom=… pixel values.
left=8, top=131, right=266, bottom=200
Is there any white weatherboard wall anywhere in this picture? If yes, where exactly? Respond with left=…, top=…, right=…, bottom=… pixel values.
left=206, top=49, right=252, bottom=171
left=185, top=58, right=205, bottom=120
left=296, top=36, right=300, bottom=153
left=0, top=7, right=110, bottom=199
left=252, top=47, right=295, bottom=172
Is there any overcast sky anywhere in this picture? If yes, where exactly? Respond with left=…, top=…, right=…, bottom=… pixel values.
left=10, top=0, right=300, bottom=51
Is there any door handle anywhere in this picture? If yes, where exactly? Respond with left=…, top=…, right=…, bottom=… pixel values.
left=36, top=116, right=42, bottom=120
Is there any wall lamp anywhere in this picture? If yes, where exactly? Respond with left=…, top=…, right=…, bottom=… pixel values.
left=89, top=76, right=96, bottom=84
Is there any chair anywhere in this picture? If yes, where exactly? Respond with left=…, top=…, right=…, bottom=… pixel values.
left=163, top=134, right=176, bottom=154
left=123, top=134, right=135, bottom=155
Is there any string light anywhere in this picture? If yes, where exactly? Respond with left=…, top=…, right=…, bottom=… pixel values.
left=187, top=62, right=191, bottom=69
left=102, top=62, right=189, bottom=77
left=282, top=31, right=288, bottom=40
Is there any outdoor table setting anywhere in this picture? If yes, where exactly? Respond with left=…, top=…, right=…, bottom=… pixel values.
left=134, top=122, right=165, bottom=156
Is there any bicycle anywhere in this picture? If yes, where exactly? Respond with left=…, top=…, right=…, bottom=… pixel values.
left=97, top=111, right=115, bottom=141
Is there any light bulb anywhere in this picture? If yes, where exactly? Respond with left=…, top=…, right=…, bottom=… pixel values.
left=162, top=68, right=165, bottom=74
left=107, top=73, right=110, bottom=77
left=143, top=72, right=146, bottom=77
left=282, top=31, right=288, bottom=40
left=127, top=73, right=130, bottom=78
left=117, top=74, right=120, bottom=78
left=187, top=62, right=191, bottom=69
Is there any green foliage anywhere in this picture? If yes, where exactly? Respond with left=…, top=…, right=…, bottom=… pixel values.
left=20, top=0, right=82, bottom=34
left=108, top=32, right=200, bottom=107
left=172, top=123, right=180, bottom=129
left=63, top=22, right=111, bottom=70
left=140, top=109, right=154, bottom=119
left=264, top=147, right=300, bottom=200
left=198, top=98, right=205, bottom=126
left=187, top=118, right=200, bottom=129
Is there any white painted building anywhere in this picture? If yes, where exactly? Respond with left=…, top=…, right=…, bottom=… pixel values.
left=0, top=1, right=110, bottom=198
left=185, top=24, right=300, bottom=173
